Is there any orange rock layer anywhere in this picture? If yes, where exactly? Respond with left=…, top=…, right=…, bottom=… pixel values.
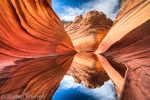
left=96, top=0, right=150, bottom=99
left=67, top=53, right=109, bottom=88
left=65, top=10, right=113, bottom=52
left=96, top=0, right=150, bottom=53
left=0, top=54, right=75, bottom=100
left=0, top=0, right=75, bottom=58
left=0, top=0, right=150, bottom=100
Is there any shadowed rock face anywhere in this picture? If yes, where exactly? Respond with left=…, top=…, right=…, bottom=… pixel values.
left=0, top=0, right=75, bottom=58
left=65, top=10, right=113, bottom=52
left=0, top=54, right=75, bottom=100
left=66, top=53, right=110, bottom=89
left=96, top=0, right=150, bottom=99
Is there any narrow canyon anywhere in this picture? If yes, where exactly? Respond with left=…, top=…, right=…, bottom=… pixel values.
left=0, top=0, right=149, bottom=100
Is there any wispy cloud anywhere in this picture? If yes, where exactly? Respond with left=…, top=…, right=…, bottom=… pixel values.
left=60, top=7, right=84, bottom=21
left=59, top=0, right=120, bottom=21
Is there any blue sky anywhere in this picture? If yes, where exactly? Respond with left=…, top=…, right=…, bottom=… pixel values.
left=52, top=75, right=117, bottom=100
left=52, top=0, right=122, bottom=21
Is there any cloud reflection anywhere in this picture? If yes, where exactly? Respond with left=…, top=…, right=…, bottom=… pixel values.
left=52, top=75, right=117, bottom=100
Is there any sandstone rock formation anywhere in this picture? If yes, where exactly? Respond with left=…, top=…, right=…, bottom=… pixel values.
left=96, top=55, right=126, bottom=99
left=0, top=54, right=75, bottom=100
left=96, top=0, right=150, bottom=100
left=0, top=0, right=75, bottom=58
left=66, top=53, right=110, bottom=88
left=65, top=10, right=113, bottom=52
left=0, top=0, right=150, bottom=100
left=96, top=0, right=150, bottom=53
left=61, top=20, right=72, bottom=26
left=64, top=21, right=73, bottom=28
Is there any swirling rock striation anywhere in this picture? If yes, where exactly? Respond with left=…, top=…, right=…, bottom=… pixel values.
left=0, top=0, right=75, bottom=58
left=96, top=0, right=150, bottom=100
left=0, top=54, right=75, bottom=100
left=65, top=10, right=113, bottom=52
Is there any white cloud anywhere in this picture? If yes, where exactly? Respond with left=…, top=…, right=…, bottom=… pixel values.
left=61, top=75, right=82, bottom=89
left=60, top=7, right=84, bottom=21
left=79, top=80, right=117, bottom=100
left=59, top=0, right=120, bottom=21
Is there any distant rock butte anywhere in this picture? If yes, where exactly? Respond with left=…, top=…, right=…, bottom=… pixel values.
left=0, top=0, right=75, bottom=58
left=66, top=53, right=110, bottom=89
left=96, top=0, right=150, bottom=100
left=61, top=20, right=73, bottom=26
left=65, top=10, right=113, bottom=52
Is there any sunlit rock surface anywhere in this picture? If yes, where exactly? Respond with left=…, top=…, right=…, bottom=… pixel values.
left=0, top=54, right=75, bottom=100
left=0, top=0, right=75, bottom=58
left=65, top=10, right=113, bottom=52
left=66, top=53, right=110, bottom=88
left=96, top=0, right=150, bottom=53
left=96, top=0, right=150, bottom=100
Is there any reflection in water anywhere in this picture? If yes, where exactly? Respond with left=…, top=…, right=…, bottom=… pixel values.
left=0, top=54, right=75, bottom=100
left=0, top=53, right=126, bottom=100
left=52, top=76, right=117, bottom=100
left=52, top=53, right=117, bottom=100
left=66, top=52, right=110, bottom=88
left=96, top=55, right=126, bottom=99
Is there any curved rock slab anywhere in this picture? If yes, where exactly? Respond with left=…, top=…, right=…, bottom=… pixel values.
left=96, top=0, right=150, bottom=53
left=96, top=0, right=150, bottom=99
left=67, top=52, right=110, bottom=89
left=65, top=10, right=113, bottom=52
left=96, top=55, right=126, bottom=99
left=0, top=0, right=75, bottom=58
left=0, top=54, right=75, bottom=100
left=104, top=20, right=150, bottom=100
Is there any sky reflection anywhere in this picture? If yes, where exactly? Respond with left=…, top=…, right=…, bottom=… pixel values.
left=52, top=75, right=117, bottom=100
